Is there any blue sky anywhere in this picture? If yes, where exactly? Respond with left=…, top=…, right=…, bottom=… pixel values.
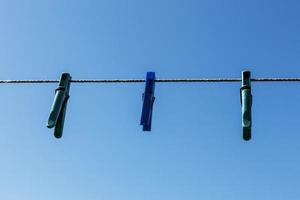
left=0, top=0, right=300, bottom=199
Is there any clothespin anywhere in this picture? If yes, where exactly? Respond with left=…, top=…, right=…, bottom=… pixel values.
left=240, top=70, right=252, bottom=141
left=47, top=73, right=72, bottom=139
left=140, top=72, right=156, bottom=131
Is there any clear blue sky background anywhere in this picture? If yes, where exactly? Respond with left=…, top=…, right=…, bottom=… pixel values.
left=0, top=0, right=300, bottom=199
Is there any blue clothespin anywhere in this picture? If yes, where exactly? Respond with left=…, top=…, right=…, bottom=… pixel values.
left=240, top=70, right=252, bottom=141
left=47, top=73, right=72, bottom=139
left=140, top=72, right=156, bottom=131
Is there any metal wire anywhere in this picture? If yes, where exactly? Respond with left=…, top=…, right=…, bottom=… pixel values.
left=0, top=78, right=300, bottom=84
left=251, top=78, right=300, bottom=82
left=0, top=80, right=59, bottom=83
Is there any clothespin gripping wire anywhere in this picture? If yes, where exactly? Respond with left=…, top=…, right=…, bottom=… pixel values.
left=140, top=72, right=156, bottom=131
left=47, top=73, right=71, bottom=139
left=241, top=70, right=252, bottom=141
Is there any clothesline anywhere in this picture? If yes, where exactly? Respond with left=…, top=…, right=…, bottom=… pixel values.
left=1, top=77, right=300, bottom=84
left=2, top=71, right=298, bottom=141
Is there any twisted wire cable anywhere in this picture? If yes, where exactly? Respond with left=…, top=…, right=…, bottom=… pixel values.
left=0, top=78, right=300, bottom=84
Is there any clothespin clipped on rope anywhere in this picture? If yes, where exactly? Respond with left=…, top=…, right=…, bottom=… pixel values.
left=47, top=73, right=72, bottom=138
left=240, top=70, right=252, bottom=141
left=140, top=72, right=156, bottom=131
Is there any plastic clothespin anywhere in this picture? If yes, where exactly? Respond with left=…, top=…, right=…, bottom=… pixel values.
left=140, top=72, right=156, bottom=131
left=47, top=73, right=72, bottom=139
left=240, top=70, right=252, bottom=141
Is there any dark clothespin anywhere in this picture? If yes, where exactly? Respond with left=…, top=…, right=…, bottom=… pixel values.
left=240, top=70, right=252, bottom=141
left=47, top=73, right=72, bottom=139
left=140, top=72, right=156, bottom=131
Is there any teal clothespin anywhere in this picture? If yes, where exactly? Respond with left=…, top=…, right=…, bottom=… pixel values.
left=47, top=73, right=72, bottom=139
left=240, top=70, right=252, bottom=141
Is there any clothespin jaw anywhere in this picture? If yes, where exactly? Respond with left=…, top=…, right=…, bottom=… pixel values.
left=47, top=73, right=72, bottom=139
left=140, top=72, right=156, bottom=131
left=240, top=70, right=252, bottom=141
